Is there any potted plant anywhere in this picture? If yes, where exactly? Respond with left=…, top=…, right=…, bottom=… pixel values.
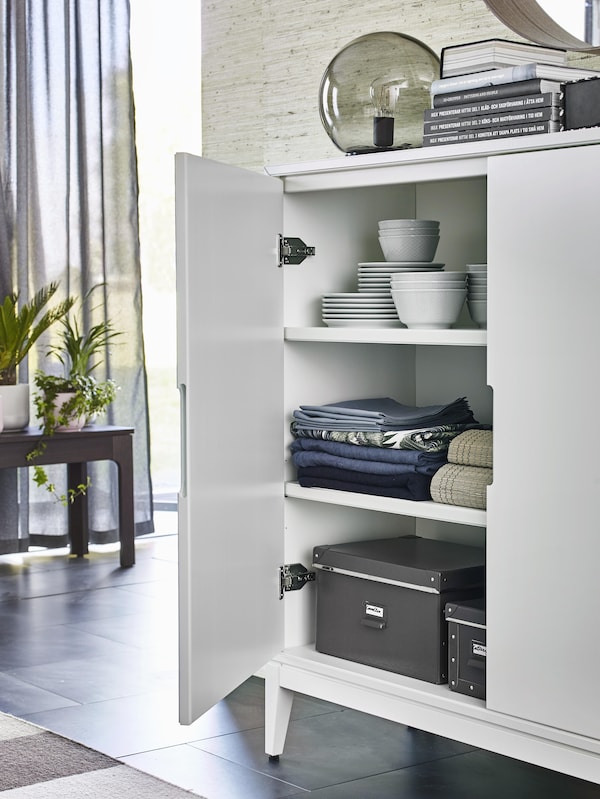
left=0, top=282, right=74, bottom=430
left=28, top=285, right=121, bottom=504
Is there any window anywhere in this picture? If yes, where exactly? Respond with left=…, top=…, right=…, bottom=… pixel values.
left=130, top=0, right=202, bottom=506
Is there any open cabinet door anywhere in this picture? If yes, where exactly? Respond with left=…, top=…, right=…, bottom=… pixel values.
left=175, top=153, right=284, bottom=724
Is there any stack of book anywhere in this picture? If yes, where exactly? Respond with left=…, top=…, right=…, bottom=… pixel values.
left=423, top=39, right=600, bottom=147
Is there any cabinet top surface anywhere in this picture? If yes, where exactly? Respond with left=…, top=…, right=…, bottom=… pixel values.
left=266, top=128, right=600, bottom=181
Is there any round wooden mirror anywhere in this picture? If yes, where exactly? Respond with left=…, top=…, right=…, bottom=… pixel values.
left=484, top=0, right=600, bottom=52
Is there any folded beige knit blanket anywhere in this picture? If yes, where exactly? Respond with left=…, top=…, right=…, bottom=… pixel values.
left=430, top=462, right=492, bottom=510
left=447, top=428, right=493, bottom=469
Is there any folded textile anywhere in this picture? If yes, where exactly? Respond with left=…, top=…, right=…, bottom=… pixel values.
left=291, top=449, right=444, bottom=477
left=430, top=463, right=492, bottom=510
left=296, top=465, right=434, bottom=489
left=447, top=429, right=493, bottom=469
left=293, top=397, right=477, bottom=432
left=290, top=437, right=447, bottom=467
left=296, top=467, right=433, bottom=501
left=290, top=423, right=485, bottom=452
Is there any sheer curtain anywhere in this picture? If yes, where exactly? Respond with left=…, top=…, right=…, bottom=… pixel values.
left=0, top=0, right=153, bottom=550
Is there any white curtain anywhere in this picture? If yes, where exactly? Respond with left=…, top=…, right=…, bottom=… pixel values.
left=0, top=0, right=153, bottom=550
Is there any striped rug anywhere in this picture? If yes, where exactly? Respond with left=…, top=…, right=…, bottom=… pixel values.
left=0, top=712, right=204, bottom=797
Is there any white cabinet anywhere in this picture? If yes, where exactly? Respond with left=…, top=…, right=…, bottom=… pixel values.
left=176, top=130, right=600, bottom=784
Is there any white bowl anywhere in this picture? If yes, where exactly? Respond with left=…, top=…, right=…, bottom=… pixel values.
left=466, top=263, right=487, bottom=272
left=379, top=219, right=439, bottom=230
left=391, top=271, right=465, bottom=282
left=467, top=299, right=487, bottom=327
left=390, top=278, right=465, bottom=291
left=379, top=234, right=440, bottom=263
left=393, top=282, right=466, bottom=291
left=391, top=286, right=467, bottom=292
left=378, top=227, right=439, bottom=237
left=391, top=287, right=466, bottom=329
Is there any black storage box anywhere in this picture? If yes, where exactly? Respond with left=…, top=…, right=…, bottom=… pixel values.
left=563, top=76, right=600, bottom=130
left=445, top=597, right=486, bottom=699
left=313, top=536, right=485, bottom=684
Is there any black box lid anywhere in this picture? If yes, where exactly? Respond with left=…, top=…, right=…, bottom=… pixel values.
left=313, top=535, right=485, bottom=593
left=445, top=596, right=486, bottom=625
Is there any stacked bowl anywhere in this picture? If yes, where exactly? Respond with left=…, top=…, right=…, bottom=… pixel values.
left=357, top=261, right=444, bottom=294
left=466, top=263, right=487, bottom=328
left=391, top=270, right=467, bottom=329
left=378, top=219, right=440, bottom=263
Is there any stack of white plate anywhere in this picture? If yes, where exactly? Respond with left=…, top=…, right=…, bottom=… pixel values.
left=378, top=219, right=440, bottom=262
left=466, top=263, right=487, bottom=328
left=357, top=262, right=445, bottom=294
left=321, top=292, right=404, bottom=327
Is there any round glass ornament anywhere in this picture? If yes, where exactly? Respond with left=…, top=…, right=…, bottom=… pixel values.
left=319, top=32, right=440, bottom=154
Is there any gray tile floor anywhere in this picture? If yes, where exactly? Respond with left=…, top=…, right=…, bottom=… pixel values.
left=0, top=519, right=598, bottom=798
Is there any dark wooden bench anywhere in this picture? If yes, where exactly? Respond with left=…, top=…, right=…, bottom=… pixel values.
left=0, top=425, right=135, bottom=567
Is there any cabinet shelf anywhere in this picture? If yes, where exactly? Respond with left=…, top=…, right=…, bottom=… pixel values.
left=285, top=481, right=486, bottom=527
left=285, top=326, right=487, bottom=346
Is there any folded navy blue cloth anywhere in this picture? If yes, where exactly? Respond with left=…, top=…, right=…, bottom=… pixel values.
left=296, top=467, right=433, bottom=501
left=290, top=437, right=447, bottom=468
left=296, top=465, right=434, bottom=487
left=291, top=449, right=444, bottom=476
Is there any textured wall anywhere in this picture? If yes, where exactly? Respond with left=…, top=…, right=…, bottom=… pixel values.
left=201, top=0, right=600, bottom=170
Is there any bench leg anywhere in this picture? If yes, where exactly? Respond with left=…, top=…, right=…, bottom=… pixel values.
left=67, top=462, right=89, bottom=557
left=112, top=436, right=135, bottom=568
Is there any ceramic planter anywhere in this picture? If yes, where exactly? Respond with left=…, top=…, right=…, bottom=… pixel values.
left=0, top=384, right=30, bottom=431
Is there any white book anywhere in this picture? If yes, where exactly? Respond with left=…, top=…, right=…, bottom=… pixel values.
left=432, top=62, right=600, bottom=96
left=441, top=39, right=567, bottom=77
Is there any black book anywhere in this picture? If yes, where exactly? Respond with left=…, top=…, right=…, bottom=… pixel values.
left=422, top=120, right=560, bottom=147
left=432, top=78, right=562, bottom=108
left=425, top=92, right=559, bottom=121
left=424, top=105, right=560, bottom=135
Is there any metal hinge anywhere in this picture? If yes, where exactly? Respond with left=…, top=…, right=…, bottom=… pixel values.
left=279, top=563, right=315, bottom=599
left=278, top=235, right=315, bottom=267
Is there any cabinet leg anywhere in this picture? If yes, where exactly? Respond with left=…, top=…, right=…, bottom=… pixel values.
left=264, top=660, right=294, bottom=758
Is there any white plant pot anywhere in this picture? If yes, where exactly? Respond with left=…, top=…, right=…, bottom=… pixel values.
left=0, top=384, right=30, bottom=431
left=54, top=392, right=86, bottom=432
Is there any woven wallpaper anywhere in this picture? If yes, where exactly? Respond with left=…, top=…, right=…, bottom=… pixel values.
left=201, top=0, right=600, bottom=170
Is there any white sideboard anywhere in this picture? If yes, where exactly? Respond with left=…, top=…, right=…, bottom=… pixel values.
left=176, top=128, right=600, bottom=784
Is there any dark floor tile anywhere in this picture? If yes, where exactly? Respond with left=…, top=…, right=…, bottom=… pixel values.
left=21, top=688, right=196, bottom=757
left=0, top=621, right=140, bottom=670
left=0, top=546, right=176, bottom=601
left=69, top=605, right=175, bottom=646
left=0, top=670, right=79, bottom=715
left=280, top=749, right=600, bottom=799
left=19, top=674, right=336, bottom=762
left=8, top=650, right=169, bottom=703
left=0, top=586, right=156, bottom=630
left=193, top=706, right=474, bottom=792
left=22, top=680, right=259, bottom=758
left=123, top=743, right=307, bottom=799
